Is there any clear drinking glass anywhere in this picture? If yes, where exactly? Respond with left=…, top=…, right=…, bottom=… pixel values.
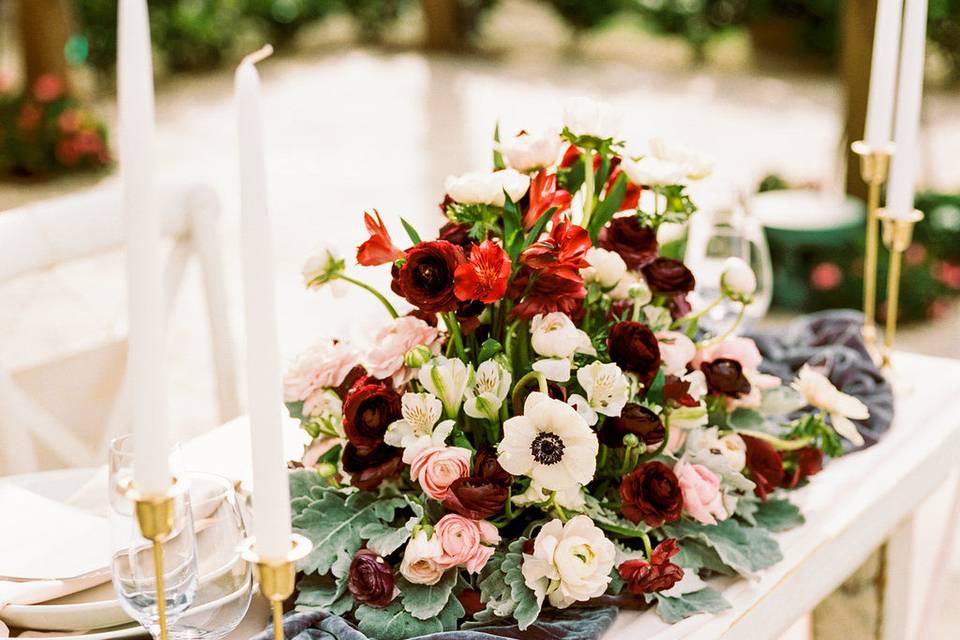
left=108, top=435, right=199, bottom=637
left=169, top=473, right=253, bottom=639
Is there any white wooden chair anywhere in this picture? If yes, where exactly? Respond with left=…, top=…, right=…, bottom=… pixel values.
left=0, top=184, right=240, bottom=474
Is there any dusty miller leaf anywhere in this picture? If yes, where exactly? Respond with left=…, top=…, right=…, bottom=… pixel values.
left=654, top=586, right=731, bottom=624
left=294, top=573, right=353, bottom=615
left=754, top=498, right=805, bottom=532
left=502, top=538, right=541, bottom=630
left=398, top=570, right=458, bottom=620
left=663, top=518, right=782, bottom=575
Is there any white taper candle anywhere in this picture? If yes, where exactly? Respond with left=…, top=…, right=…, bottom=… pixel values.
left=864, top=0, right=904, bottom=148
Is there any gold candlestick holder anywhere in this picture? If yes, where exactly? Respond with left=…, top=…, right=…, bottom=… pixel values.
left=851, top=140, right=894, bottom=363
left=240, top=534, right=313, bottom=640
left=877, top=208, right=924, bottom=370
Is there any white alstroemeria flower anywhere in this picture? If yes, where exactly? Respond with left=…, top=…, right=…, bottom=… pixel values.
left=521, top=516, right=616, bottom=609
left=419, top=357, right=473, bottom=418
left=511, top=480, right=586, bottom=511
left=568, top=362, right=629, bottom=426
left=301, top=245, right=346, bottom=294
left=581, top=247, right=627, bottom=290
left=620, top=156, right=687, bottom=187
left=562, top=96, right=623, bottom=141
left=792, top=365, right=868, bottom=446
left=530, top=312, right=596, bottom=359
left=444, top=169, right=530, bottom=207
left=498, top=392, right=598, bottom=491
left=385, top=393, right=454, bottom=463
left=533, top=357, right=573, bottom=383
left=464, top=360, right=512, bottom=421
left=495, top=128, right=562, bottom=172
left=720, top=257, right=757, bottom=300
left=649, top=138, right=714, bottom=181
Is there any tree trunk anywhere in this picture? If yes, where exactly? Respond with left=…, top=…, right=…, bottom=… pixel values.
left=422, top=0, right=465, bottom=52
left=18, top=0, right=73, bottom=87
left=841, top=0, right=877, bottom=201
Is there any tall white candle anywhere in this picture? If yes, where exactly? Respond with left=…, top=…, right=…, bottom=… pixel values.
left=887, top=0, right=928, bottom=216
left=118, top=0, right=168, bottom=496
left=235, top=46, right=291, bottom=562
left=864, top=0, right=904, bottom=147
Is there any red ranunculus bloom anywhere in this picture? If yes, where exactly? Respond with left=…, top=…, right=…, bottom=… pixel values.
left=395, top=240, right=465, bottom=312
left=618, top=539, right=685, bottom=595
left=599, top=215, right=658, bottom=269
left=347, top=549, right=395, bottom=607
left=443, top=448, right=512, bottom=520
left=600, top=403, right=665, bottom=448
left=342, top=377, right=402, bottom=449
left=642, top=257, right=696, bottom=295
left=742, top=434, right=785, bottom=501
left=520, top=219, right=592, bottom=282
left=357, top=210, right=405, bottom=267
left=663, top=375, right=699, bottom=407
left=524, top=170, right=572, bottom=230
left=438, top=221, right=475, bottom=250
left=510, top=269, right=586, bottom=320
left=782, top=447, right=824, bottom=489
left=701, top=358, right=752, bottom=398
left=454, top=240, right=512, bottom=304
left=607, top=321, right=662, bottom=390
left=619, top=461, right=683, bottom=527
left=341, top=442, right=403, bottom=491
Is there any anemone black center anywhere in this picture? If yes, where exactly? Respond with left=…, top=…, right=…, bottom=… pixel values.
left=530, top=432, right=565, bottom=465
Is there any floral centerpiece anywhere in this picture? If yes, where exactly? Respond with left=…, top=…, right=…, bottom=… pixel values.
left=283, top=97, right=869, bottom=638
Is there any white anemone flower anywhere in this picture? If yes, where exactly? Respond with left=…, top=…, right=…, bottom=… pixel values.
left=301, top=245, right=347, bottom=295
left=649, top=138, right=714, bottom=180
left=498, top=392, right=598, bottom=491
left=792, top=365, right=868, bottom=446
left=464, top=360, right=512, bottom=421
left=620, top=156, right=687, bottom=187
left=419, top=356, right=473, bottom=419
left=562, top=96, right=623, bottom=141
left=495, top=128, right=562, bottom=172
left=385, top=393, right=454, bottom=463
left=568, top=362, right=629, bottom=426
left=444, top=169, right=530, bottom=207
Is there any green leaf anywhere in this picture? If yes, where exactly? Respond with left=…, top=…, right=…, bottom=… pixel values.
left=587, top=172, right=627, bottom=241
left=493, top=121, right=505, bottom=170
left=734, top=498, right=760, bottom=526
left=729, top=408, right=765, bottom=429
left=356, top=602, right=443, bottom=640
left=674, top=539, right=736, bottom=576
left=754, top=498, right=805, bottom=532
left=645, top=369, right=666, bottom=406
left=502, top=193, right=523, bottom=261
left=293, top=489, right=407, bottom=577
left=360, top=519, right=412, bottom=557
left=654, top=587, right=731, bottom=624
left=478, top=339, right=503, bottom=363
left=289, top=469, right=326, bottom=503
left=398, top=570, right=458, bottom=620
left=502, top=539, right=541, bottom=629
left=522, top=206, right=556, bottom=249
left=663, top=518, right=783, bottom=575
left=294, top=573, right=353, bottom=615
left=400, top=217, right=422, bottom=245
left=476, top=550, right=514, bottom=620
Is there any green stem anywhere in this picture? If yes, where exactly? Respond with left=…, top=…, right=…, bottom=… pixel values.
left=697, top=302, right=747, bottom=349
left=331, top=274, right=399, bottom=318
left=581, top=149, right=595, bottom=229
left=442, top=312, right=467, bottom=361
left=673, top=293, right=724, bottom=330
left=550, top=492, right=569, bottom=523
left=512, top=370, right=548, bottom=415
left=641, top=532, right=653, bottom=560
left=737, top=429, right=814, bottom=451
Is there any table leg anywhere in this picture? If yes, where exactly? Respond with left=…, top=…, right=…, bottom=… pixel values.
left=915, top=471, right=960, bottom=639
left=881, top=515, right=915, bottom=640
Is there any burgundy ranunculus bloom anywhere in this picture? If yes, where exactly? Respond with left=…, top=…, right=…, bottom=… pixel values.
left=641, top=257, right=696, bottom=295
left=662, top=375, right=699, bottom=407
left=341, top=442, right=403, bottom=491
left=607, top=321, right=662, bottom=390
left=473, top=448, right=512, bottom=484
left=396, top=240, right=465, bottom=312
left=599, top=216, right=658, bottom=269
left=347, top=549, right=395, bottom=607
left=343, top=377, right=401, bottom=449
left=458, top=589, right=485, bottom=617
left=438, top=221, right=475, bottom=250
left=619, top=461, right=683, bottom=527
left=600, top=403, right=665, bottom=448
left=700, top=358, right=752, bottom=398
left=510, top=269, right=587, bottom=320
left=443, top=448, right=511, bottom=520
left=618, top=539, right=684, bottom=595
left=742, top=435, right=785, bottom=501
left=782, top=447, right=824, bottom=489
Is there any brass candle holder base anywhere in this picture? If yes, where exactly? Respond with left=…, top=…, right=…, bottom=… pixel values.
left=877, top=208, right=924, bottom=371
left=240, top=534, right=313, bottom=640
left=122, top=478, right=184, bottom=640
left=851, top=140, right=894, bottom=364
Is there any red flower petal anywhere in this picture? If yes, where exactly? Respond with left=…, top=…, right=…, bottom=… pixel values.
left=454, top=240, right=512, bottom=304
left=357, top=210, right=405, bottom=266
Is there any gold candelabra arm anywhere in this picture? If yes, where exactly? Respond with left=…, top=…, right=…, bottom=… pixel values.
left=877, top=208, right=924, bottom=370
left=241, top=534, right=313, bottom=640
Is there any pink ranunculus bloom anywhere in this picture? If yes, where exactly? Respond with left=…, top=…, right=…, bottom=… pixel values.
left=283, top=341, right=361, bottom=403
left=656, top=331, right=697, bottom=377
left=364, top=316, right=441, bottom=385
left=674, top=459, right=727, bottom=525
left=410, top=446, right=471, bottom=501
left=692, top=336, right=763, bottom=371
left=434, top=514, right=499, bottom=574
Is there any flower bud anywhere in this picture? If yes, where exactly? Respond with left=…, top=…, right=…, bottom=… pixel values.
left=302, top=245, right=345, bottom=288
left=622, top=433, right=641, bottom=449
left=628, top=281, right=652, bottom=305
left=720, top=257, right=757, bottom=301
left=404, top=344, right=434, bottom=368
left=316, top=462, right=338, bottom=478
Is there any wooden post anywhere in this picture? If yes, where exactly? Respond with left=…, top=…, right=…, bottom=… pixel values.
left=841, top=0, right=878, bottom=201
left=18, top=0, right=73, bottom=87
left=422, top=0, right=465, bottom=52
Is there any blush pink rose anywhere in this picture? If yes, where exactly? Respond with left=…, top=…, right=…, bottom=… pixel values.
left=284, top=341, right=361, bottom=402
left=675, top=460, right=727, bottom=525
left=691, top=336, right=763, bottom=371
left=410, top=446, right=471, bottom=501
left=365, top=316, right=441, bottom=385
left=434, top=514, right=500, bottom=574
left=656, top=331, right=697, bottom=377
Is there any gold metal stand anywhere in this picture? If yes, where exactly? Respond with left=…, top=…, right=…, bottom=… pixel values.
left=240, top=534, right=313, bottom=640
left=877, top=208, right=924, bottom=370
left=851, top=140, right=894, bottom=362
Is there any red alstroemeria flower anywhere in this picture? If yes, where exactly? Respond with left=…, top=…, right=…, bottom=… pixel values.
left=357, top=210, right=405, bottom=267
left=520, top=219, right=592, bottom=282
left=523, top=170, right=572, bottom=230
left=618, top=539, right=685, bottom=595
left=509, top=269, right=586, bottom=320
left=454, top=240, right=512, bottom=304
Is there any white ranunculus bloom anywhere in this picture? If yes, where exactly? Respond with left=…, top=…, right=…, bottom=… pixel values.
left=620, top=156, right=687, bottom=187
left=608, top=271, right=650, bottom=303
left=684, top=427, right=747, bottom=474
left=521, top=516, right=616, bottom=609
left=581, top=247, right=627, bottom=290
left=496, top=129, right=563, bottom=172
left=302, top=245, right=346, bottom=294
left=568, top=362, right=629, bottom=426
left=720, top=257, right=757, bottom=299
left=464, top=360, right=512, bottom=421
left=498, top=392, right=598, bottom=491
left=562, top=96, right=623, bottom=141
left=385, top=393, right=454, bottom=462
left=533, top=357, right=573, bottom=383
left=792, top=365, right=868, bottom=446
left=511, top=481, right=586, bottom=510
left=649, top=137, right=714, bottom=181
left=400, top=529, right=445, bottom=585
left=530, top=312, right=596, bottom=359
left=419, top=356, right=473, bottom=418
left=444, top=169, right=531, bottom=207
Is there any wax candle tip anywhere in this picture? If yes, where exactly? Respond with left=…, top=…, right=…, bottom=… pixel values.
left=243, top=45, right=274, bottom=67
